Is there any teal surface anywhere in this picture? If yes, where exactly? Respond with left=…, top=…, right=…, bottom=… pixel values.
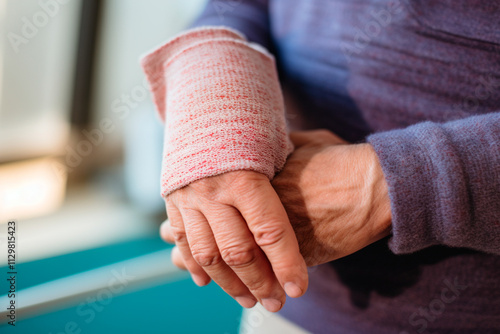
left=0, top=235, right=242, bottom=334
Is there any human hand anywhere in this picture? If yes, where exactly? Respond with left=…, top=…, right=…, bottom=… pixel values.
left=271, top=130, right=392, bottom=266
left=160, top=171, right=308, bottom=312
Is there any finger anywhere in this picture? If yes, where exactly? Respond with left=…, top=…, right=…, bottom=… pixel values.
left=202, top=204, right=285, bottom=312
left=160, top=219, right=174, bottom=244
left=171, top=246, right=187, bottom=270
left=167, top=201, right=211, bottom=287
left=180, top=207, right=258, bottom=309
left=290, top=129, right=349, bottom=147
left=234, top=182, right=309, bottom=299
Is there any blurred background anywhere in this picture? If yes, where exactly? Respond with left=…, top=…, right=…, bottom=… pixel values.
left=0, top=0, right=242, bottom=333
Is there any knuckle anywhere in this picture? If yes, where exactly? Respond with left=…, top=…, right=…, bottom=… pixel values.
left=246, top=276, right=268, bottom=293
left=253, top=225, right=287, bottom=248
left=190, top=178, right=219, bottom=196
left=166, top=189, right=186, bottom=207
left=230, top=171, right=267, bottom=191
left=173, top=232, right=186, bottom=243
left=192, top=249, right=222, bottom=267
left=170, top=226, right=186, bottom=243
left=220, top=245, right=257, bottom=268
left=165, top=194, right=176, bottom=206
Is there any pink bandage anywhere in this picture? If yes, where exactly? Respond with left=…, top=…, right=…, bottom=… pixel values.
left=141, top=27, right=293, bottom=197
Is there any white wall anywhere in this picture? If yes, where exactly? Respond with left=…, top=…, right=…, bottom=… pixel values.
left=90, top=0, right=207, bottom=139
left=0, top=0, right=81, bottom=161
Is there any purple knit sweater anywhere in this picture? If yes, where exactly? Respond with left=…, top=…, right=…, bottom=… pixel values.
left=191, top=1, right=500, bottom=333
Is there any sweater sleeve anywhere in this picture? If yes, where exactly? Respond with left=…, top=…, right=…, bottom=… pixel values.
left=367, top=112, right=500, bottom=255
left=140, top=27, right=292, bottom=197
left=190, top=0, right=271, bottom=49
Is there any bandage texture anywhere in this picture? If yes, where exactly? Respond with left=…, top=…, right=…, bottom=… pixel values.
left=141, top=27, right=293, bottom=197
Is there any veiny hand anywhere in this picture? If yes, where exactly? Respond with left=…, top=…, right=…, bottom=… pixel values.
left=160, top=170, right=308, bottom=312
left=271, top=130, right=392, bottom=266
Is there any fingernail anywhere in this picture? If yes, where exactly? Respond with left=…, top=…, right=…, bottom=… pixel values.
left=284, top=282, right=303, bottom=298
left=235, top=297, right=257, bottom=308
left=261, top=298, right=282, bottom=313
left=191, top=274, right=207, bottom=287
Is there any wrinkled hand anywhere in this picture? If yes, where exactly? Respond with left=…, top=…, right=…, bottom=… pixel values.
left=160, top=170, right=308, bottom=312
left=272, top=130, right=392, bottom=266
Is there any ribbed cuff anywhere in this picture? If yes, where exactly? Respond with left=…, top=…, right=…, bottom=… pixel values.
left=368, top=123, right=449, bottom=254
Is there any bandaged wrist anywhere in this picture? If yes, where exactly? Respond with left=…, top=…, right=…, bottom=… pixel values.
left=141, top=27, right=293, bottom=197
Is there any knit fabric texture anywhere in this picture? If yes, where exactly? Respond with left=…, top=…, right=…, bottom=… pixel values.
left=141, top=27, right=293, bottom=197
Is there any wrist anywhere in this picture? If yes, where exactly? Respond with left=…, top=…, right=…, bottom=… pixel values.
left=363, top=143, right=392, bottom=241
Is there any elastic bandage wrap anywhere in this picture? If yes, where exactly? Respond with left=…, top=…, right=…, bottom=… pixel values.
left=141, top=27, right=293, bottom=197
